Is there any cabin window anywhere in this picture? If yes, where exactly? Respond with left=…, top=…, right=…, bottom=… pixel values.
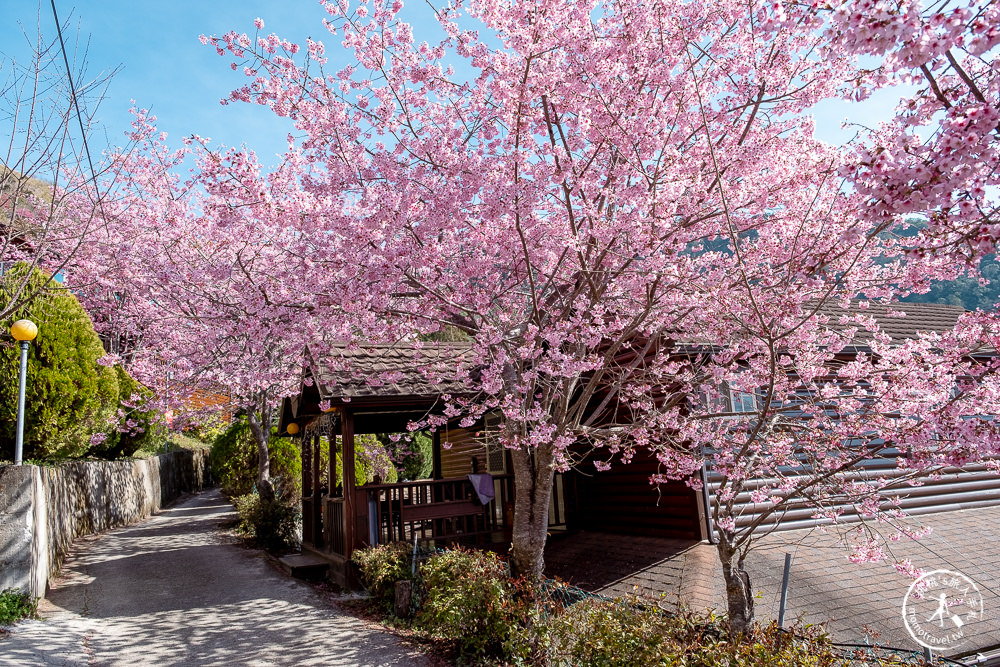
left=728, top=389, right=757, bottom=414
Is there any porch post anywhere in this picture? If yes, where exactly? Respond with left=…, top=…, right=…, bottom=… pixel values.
left=328, top=431, right=338, bottom=497
left=341, top=408, right=357, bottom=554
left=302, top=428, right=313, bottom=496
left=432, top=429, right=443, bottom=480
left=312, top=432, right=323, bottom=545
left=301, top=426, right=314, bottom=544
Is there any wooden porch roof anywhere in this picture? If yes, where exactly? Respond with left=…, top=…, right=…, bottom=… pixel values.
left=281, top=342, right=476, bottom=434
left=307, top=342, right=475, bottom=404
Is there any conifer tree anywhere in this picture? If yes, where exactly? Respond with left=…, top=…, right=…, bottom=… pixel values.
left=1, top=265, right=119, bottom=460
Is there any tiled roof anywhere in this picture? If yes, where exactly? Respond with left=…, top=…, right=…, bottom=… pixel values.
left=308, top=342, right=475, bottom=401
left=307, top=304, right=973, bottom=401
left=676, top=302, right=970, bottom=351
left=815, top=301, right=966, bottom=342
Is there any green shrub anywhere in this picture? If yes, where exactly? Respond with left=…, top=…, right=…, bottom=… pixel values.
left=0, top=588, right=37, bottom=625
left=0, top=265, right=163, bottom=462
left=545, top=598, right=682, bottom=667
left=352, top=542, right=415, bottom=614
left=105, top=365, right=164, bottom=458
left=232, top=490, right=300, bottom=552
left=210, top=416, right=300, bottom=498
left=0, top=266, right=119, bottom=460
left=378, top=431, right=432, bottom=480
left=351, top=542, right=916, bottom=667
left=546, top=599, right=849, bottom=667
left=85, top=365, right=164, bottom=459
left=416, top=548, right=515, bottom=660
left=332, top=434, right=398, bottom=488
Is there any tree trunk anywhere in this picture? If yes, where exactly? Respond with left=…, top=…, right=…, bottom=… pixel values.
left=509, top=443, right=555, bottom=581
left=246, top=407, right=275, bottom=502
left=718, top=540, right=754, bottom=634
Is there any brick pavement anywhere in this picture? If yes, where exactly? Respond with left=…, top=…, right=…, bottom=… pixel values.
left=545, top=505, right=1000, bottom=657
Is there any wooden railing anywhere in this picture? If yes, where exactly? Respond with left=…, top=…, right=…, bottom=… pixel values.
left=313, top=472, right=570, bottom=555
left=323, top=497, right=346, bottom=555
left=364, top=475, right=515, bottom=547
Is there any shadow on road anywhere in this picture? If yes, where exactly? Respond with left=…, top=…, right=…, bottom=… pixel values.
left=0, top=489, right=428, bottom=667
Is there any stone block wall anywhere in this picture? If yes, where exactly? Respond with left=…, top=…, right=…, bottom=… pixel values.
left=0, top=449, right=212, bottom=599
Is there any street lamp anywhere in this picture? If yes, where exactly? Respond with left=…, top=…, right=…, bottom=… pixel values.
left=10, top=319, right=38, bottom=465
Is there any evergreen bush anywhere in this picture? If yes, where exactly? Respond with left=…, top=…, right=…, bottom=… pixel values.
left=1, top=266, right=121, bottom=460
left=210, top=416, right=301, bottom=497
left=84, top=365, right=164, bottom=459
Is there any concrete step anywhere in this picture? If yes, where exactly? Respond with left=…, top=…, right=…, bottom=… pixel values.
left=277, top=553, right=330, bottom=581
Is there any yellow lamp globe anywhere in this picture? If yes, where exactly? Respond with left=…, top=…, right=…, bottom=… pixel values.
left=286, top=423, right=300, bottom=435
left=10, top=319, right=38, bottom=342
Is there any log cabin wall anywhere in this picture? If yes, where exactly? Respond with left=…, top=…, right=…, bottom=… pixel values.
left=438, top=426, right=490, bottom=478
left=571, top=450, right=701, bottom=539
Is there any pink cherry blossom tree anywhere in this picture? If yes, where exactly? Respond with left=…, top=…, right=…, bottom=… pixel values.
left=828, top=0, right=998, bottom=265
left=93, top=0, right=998, bottom=634
left=75, top=113, right=344, bottom=501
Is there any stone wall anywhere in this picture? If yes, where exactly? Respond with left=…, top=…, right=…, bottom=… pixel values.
left=0, top=449, right=212, bottom=599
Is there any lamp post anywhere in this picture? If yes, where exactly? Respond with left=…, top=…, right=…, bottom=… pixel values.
left=10, top=319, right=38, bottom=465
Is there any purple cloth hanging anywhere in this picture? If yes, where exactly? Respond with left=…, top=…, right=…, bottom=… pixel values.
left=467, top=473, right=496, bottom=505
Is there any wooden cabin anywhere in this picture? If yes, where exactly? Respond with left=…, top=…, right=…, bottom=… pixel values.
left=280, top=303, right=1000, bottom=586
left=279, top=343, right=701, bottom=587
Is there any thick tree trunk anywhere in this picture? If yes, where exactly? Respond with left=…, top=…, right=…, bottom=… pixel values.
left=246, top=408, right=275, bottom=502
left=509, top=443, right=555, bottom=581
left=718, top=540, right=754, bottom=634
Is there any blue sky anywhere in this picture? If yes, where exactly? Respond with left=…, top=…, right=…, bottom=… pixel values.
left=0, top=0, right=906, bottom=171
left=0, top=0, right=447, bottom=170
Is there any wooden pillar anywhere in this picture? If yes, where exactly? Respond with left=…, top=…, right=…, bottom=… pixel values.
left=301, top=428, right=314, bottom=544
left=431, top=430, right=444, bottom=532
left=302, top=430, right=313, bottom=497
left=312, top=432, right=323, bottom=545
left=432, top=430, right=443, bottom=480
left=329, top=432, right=338, bottom=497
left=312, top=433, right=322, bottom=498
left=341, top=409, right=357, bottom=555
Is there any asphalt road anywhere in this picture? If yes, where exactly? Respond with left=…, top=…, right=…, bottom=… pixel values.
left=0, top=489, right=429, bottom=666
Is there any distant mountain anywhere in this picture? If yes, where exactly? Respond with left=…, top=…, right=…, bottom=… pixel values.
left=900, top=255, right=1000, bottom=312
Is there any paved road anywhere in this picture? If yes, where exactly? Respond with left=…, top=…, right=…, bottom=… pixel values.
left=0, top=490, right=430, bottom=666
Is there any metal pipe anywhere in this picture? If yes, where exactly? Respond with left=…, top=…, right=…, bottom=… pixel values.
left=700, top=459, right=716, bottom=544
left=778, top=552, right=792, bottom=627
left=411, top=532, right=418, bottom=577
left=14, top=341, right=29, bottom=465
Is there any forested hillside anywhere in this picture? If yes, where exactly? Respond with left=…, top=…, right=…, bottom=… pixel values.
left=901, top=256, right=999, bottom=312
